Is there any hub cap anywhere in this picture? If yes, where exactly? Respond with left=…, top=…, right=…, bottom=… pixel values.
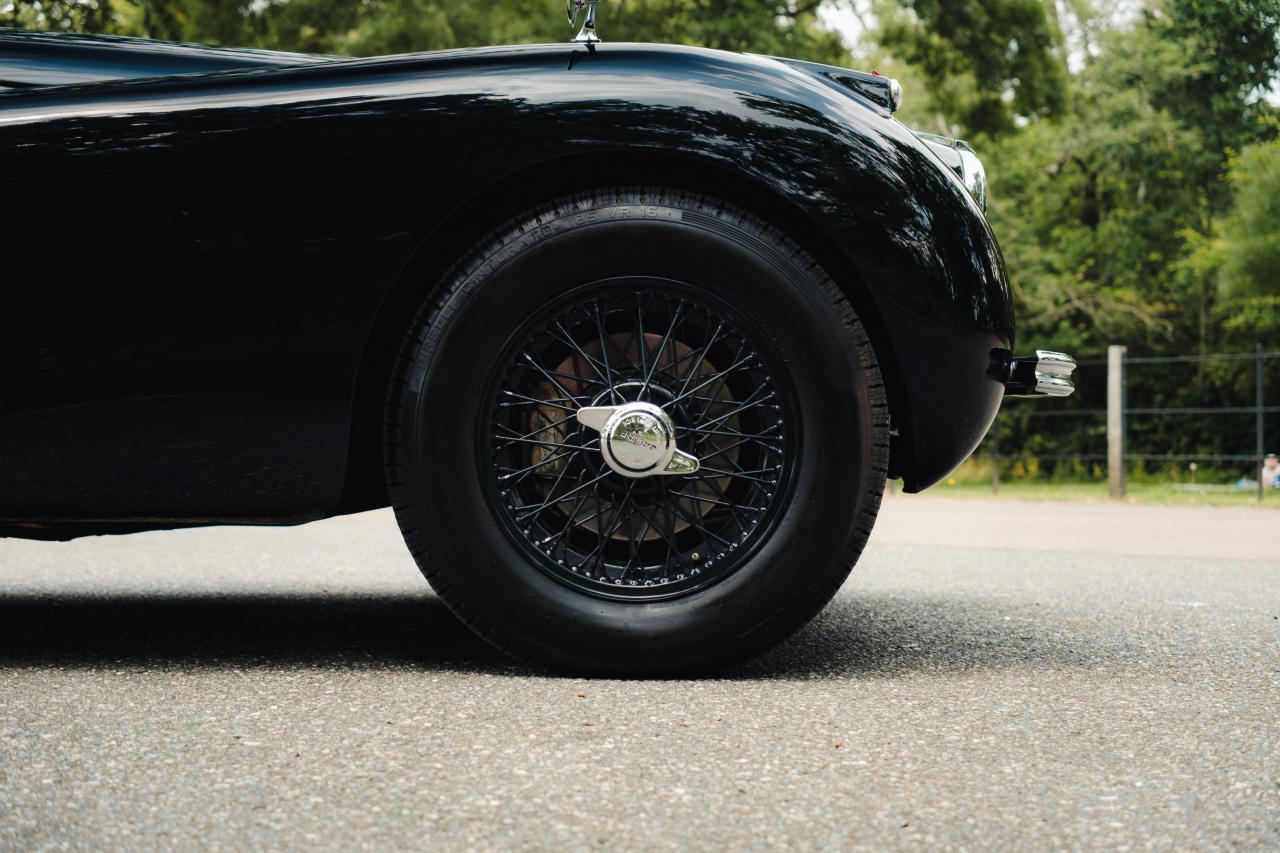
left=482, top=285, right=796, bottom=601
left=577, top=402, right=701, bottom=478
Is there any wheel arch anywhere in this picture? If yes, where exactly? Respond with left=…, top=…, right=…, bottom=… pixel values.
left=333, top=151, right=913, bottom=514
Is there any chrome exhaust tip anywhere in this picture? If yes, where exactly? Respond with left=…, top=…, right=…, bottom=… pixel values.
left=1004, top=349, right=1076, bottom=398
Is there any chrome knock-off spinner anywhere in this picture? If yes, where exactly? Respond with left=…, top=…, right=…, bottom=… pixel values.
left=577, top=402, right=700, bottom=478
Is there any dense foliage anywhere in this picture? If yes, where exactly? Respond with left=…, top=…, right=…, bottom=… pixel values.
left=5, top=0, right=1279, bottom=472
left=875, top=0, right=1068, bottom=137
left=981, top=1, right=1280, bottom=474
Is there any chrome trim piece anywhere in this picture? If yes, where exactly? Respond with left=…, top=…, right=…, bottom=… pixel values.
left=567, top=0, right=601, bottom=43
left=769, top=58, right=902, bottom=113
left=662, top=448, right=701, bottom=475
left=955, top=141, right=987, bottom=211
left=1034, top=350, right=1076, bottom=377
left=888, top=77, right=903, bottom=112
left=1005, top=349, right=1077, bottom=398
left=574, top=405, right=614, bottom=434
left=1031, top=371, right=1075, bottom=397
left=914, top=132, right=987, bottom=211
left=576, top=402, right=701, bottom=477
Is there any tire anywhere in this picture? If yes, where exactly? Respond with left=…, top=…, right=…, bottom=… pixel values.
left=385, top=188, right=889, bottom=675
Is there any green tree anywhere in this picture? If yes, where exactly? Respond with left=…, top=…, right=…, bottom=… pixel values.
left=984, top=0, right=1278, bottom=355
left=13, top=0, right=854, bottom=64
left=989, top=20, right=1201, bottom=351
left=6, top=0, right=113, bottom=31
left=1219, top=139, right=1280, bottom=298
left=1147, top=0, right=1280, bottom=165
left=874, top=0, right=1068, bottom=137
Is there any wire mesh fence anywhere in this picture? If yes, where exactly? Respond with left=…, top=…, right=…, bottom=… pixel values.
left=980, top=344, right=1280, bottom=503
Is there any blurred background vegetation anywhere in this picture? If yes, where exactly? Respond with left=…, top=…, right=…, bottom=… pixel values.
left=5, top=0, right=1279, bottom=491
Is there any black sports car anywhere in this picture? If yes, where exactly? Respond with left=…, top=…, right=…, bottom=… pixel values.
left=0, top=23, right=1075, bottom=673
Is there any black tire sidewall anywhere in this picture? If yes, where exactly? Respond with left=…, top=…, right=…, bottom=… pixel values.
left=395, top=195, right=877, bottom=670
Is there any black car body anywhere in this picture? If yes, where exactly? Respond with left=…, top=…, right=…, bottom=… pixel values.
left=3, top=30, right=1025, bottom=528
left=0, top=29, right=1073, bottom=671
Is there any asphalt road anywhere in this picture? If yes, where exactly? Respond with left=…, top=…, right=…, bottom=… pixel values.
left=1, top=497, right=1277, bottom=850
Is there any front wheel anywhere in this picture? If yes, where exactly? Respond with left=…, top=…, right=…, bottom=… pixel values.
left=386, top=188, right=888, bottom=674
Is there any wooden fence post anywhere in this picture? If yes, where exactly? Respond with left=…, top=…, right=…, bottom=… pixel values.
left=1108, top=345, right=1127, bottom=500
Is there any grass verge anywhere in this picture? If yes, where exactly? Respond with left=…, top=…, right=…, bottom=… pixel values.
left=896, top=478, right=1279, bottom=508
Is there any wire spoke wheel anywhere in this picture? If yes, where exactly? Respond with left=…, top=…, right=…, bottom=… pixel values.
left=483, top=284, right=796, bottom=600
left=388, top=189, right=887, bottom=673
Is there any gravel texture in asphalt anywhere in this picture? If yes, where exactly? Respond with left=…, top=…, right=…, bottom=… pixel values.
left=1, top=498, right=1277, bottom=850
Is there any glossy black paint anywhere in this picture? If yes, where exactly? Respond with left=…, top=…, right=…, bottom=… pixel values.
left=0, top=31, right=1014, bottom=538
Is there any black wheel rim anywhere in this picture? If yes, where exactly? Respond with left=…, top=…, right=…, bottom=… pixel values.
left=480, top=279, right=798, bottom=601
